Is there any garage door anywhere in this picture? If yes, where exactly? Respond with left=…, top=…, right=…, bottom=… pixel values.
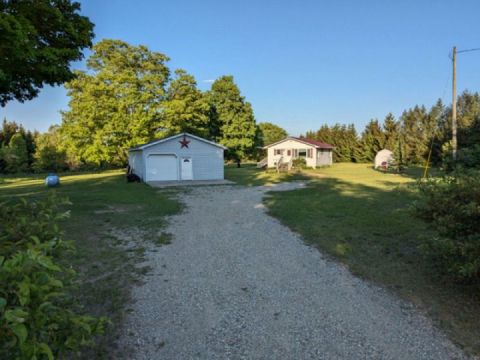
left=146, top=155, right=178, bottom=181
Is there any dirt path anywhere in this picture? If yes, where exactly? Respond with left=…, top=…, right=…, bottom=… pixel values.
left=121, top=183, right=467, bottom=359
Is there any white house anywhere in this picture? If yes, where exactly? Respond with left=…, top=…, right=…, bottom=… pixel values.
left=128, top=133, right=227, bottom=182
left=263, top=137, right=334, bottom=168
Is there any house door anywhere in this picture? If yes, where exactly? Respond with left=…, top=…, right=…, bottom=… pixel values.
left=181, top=157, right=193, bottom=180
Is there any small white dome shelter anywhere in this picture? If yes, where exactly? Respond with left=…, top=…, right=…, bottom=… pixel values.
left=374, top=149, right=394, bottom=169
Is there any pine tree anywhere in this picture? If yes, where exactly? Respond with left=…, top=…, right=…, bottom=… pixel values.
left=382, top=113, right=399, bottom=151
left=2, top=133, right=29, bottom=173
left=360, top=119, right=385, bottom=162
left=400, top=105, right=432, bottom=165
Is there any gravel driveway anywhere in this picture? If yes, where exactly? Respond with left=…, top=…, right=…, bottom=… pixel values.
left=121, top=183, right=467, bottom=359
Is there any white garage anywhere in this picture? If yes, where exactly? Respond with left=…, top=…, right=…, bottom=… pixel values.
left=128, top=132, right=227, bottom=183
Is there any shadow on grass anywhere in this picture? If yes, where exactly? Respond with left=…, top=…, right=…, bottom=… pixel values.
left=264, top=177, right=480, bottom=356
left=225, top=163, right=309, bottom=186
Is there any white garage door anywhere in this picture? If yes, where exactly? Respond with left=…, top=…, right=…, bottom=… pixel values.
left=146, top=155, right=178, bottom=181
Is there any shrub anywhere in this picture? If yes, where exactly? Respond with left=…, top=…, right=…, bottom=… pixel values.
left=292, top=157, right=307, bottom=169
left=413, top=171, right=480, bottom=281
left=0, top=194, right=107, bottom=359
left=443, top=144, right=480, bottom=171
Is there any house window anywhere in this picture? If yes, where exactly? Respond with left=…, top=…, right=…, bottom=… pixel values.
left=274, top=149, right=284, bottom=155
left=307, top=149, right=313, bottom=158
left=298, top=149, right=307, bottom=157
left=287, top=149, right=291, bottom=156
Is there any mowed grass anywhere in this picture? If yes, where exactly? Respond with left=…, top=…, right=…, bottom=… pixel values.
left=0, top=170, right=181, bottom=358
left=236, top=163, right=479, bottom=356
left=224, top=163, right=310, bottom=186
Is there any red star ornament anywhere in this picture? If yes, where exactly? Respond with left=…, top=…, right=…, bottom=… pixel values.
left=179, top=135, right=190, bottom=148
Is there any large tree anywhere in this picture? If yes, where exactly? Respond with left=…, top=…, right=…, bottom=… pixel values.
left=61, top=39, right=170, bottom=166
left=400, top=105, right=436, bottom=165
left=208, top=76, right=257, bottom=165
left=382, top=113, right=399, bottom=151
left=360, top=119, right=385, bottom=162
left=0, top=0, right=94, bottom=105
left=257, top=122, right=287, bottom=146
left=162, top=69, right=210, bottom=137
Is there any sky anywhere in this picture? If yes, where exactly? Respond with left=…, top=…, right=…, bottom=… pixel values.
left=1, top=0, right=480, bottom=136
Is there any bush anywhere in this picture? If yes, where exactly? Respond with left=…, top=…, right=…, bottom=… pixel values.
left=413, top=171, right=480, bottom=281
left=292, top=157, right=307, bottom=169
left=443, top=144, right=480, bottom=171
left=0, top=195, right=107, bottom=359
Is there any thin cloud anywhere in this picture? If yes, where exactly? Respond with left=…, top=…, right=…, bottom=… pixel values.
left=202, top=79, right=215, bottom=84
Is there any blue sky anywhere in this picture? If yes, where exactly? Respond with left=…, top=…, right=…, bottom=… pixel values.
left=1, top=0, right=480, bottom=135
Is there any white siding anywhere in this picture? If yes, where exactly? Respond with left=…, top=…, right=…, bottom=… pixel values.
left=129, top=135, right=225, bottom=182
left=316, top=149, right=333, bottom=166
left=267, top=139, right=317, bottom=168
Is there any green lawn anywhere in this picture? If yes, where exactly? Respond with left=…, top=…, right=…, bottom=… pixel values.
left=0, top=170, right=181, bottom=358
left=3, top=165, right=479, bottom=356
left=224, top=163, right=310, bottom=186
left=259, top=163, right=480, bottom=356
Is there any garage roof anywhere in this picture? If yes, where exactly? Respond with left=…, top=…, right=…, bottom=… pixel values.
left=129, top=132, right=228, bottom=151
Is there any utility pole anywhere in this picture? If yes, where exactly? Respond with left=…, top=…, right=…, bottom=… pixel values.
left=452, top=46, right=457, bottom=161
left=450, top=46, right=480, bottom=161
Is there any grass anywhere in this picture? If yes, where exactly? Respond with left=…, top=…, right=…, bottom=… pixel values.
left=224, top=163, right=310, bottom=186
left=257, top=163, right=480, bottom=356
left=0, top=170, right=181, bottom=358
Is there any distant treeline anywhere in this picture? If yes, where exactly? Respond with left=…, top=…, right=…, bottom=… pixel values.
left=304, top=91, right=480, bottom=167
left=1, top=39, right=480, bottom=173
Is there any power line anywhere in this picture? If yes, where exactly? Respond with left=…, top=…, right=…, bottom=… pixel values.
left=457, top=47, right=480, bottom=54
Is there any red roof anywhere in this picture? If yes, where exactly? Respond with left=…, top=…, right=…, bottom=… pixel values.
left=291, top=137, right=334, bottom=149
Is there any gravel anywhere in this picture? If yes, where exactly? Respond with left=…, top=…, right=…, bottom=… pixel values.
left=120, top=182, right=468, bottom=360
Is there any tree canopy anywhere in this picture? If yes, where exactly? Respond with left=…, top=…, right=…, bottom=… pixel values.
left=208, top=76, right=257, bottom=161
left=257, top=122, right=287, bottom=146
left=162, top=69, right=210, bottom=137
left=0, top=0, right=94, bottom=105
left=61, top=39, right=170, bottom=166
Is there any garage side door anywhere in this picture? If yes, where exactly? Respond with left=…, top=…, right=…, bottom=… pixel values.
left=146, top=155, right=178, bottom=181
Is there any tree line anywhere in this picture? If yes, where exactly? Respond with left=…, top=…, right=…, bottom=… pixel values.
left=304, top=92, right=480, bottom=168
left=2, top=37, right=480, bottom=173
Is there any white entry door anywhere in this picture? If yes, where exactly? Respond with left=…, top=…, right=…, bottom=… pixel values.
left=181, top=157, right=193, bottom=180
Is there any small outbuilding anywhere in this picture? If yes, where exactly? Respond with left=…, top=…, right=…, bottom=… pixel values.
left=374, top=149, right=394, bottom=169
left=128, top=133, right=227, bottom=183
left=263, top=137, right=334, bottom=168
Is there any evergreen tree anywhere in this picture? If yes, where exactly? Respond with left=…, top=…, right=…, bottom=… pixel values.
left=61, top=39, right=170, bottom=166
left=0, top=119, right=36, bottom=171
left=346, top=124, right=362, bottom=162
left=305, top=123, right=361, bottom=162
left=162, top=69, right=210, bottom=137
left=360, top=119, right=385, bottom=162
left=2, top=133, right=29, bottom=173
left=208, top=76, right=257, bottom=165
left=382, top=113, right=399, bottom=151
left=400, top=105, right=434, bottom=165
